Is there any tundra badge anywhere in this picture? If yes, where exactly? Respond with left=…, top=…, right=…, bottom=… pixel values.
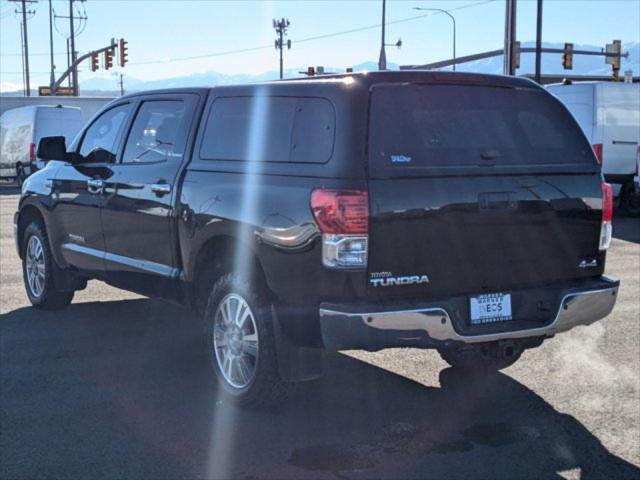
left=370, top=272, right=430, bottom=287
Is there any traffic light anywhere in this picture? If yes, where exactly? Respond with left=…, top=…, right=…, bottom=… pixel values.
left=562, top=43, right=573, bottom=70
left=605, top=40, right=622, bottom=80
left=611, top=40, right=621, bottom=80
left=90, top=53, right=99, bottom=72
left=104, top=48, right=114, bottom=70
left=607, top=40, right=622, bottom=69
left=119, top=39, right=128, bottom=67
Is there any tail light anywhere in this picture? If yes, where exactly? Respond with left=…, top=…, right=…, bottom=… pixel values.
left=599, top=182, right=613, bottom=250
left=311, top=189, right=368, bottom=268
left=592, top=143, right=603, bottom=166
left=29, top=142, right=36, bottom=163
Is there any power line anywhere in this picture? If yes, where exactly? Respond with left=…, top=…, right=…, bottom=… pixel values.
left=1, top=51, right=69, bottom=56
left=52, top=0, right=87, bottom=94
left=126, top=0, right=497, bottom=66
left=1, top=0, right=496, bottom=65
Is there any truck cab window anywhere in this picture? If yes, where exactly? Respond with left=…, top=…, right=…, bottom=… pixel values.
left=79, top=104, right=131, bottom=163
left=122, top=100, right=187, bottom=164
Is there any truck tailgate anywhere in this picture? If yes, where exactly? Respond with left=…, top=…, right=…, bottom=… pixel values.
left=367, top=174, right=604, bottom=299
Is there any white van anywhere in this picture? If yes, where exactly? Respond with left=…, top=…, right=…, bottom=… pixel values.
left=547, top=81, right=640, bottom=213
left=0, top=105, right=84, bottom=185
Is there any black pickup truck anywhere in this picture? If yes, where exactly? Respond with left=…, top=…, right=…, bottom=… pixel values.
left=15, top=71, right=619, bottom=406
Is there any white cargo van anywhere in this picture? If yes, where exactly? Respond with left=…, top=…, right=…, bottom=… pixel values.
left=0, top=105, right=84, bottom=185
left=547, top=81, right=640, bottom=213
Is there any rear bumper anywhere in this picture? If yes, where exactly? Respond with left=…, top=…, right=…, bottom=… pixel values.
left=319, top=276, right=619, bottom=350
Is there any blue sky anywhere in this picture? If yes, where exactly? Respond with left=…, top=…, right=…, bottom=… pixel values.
left=1, top=0, right=639, bottom=90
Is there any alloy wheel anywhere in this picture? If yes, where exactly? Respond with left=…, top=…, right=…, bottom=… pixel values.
left=213, top=293, right=260, bottom=388
left=25, top=235, right=45, bottom=298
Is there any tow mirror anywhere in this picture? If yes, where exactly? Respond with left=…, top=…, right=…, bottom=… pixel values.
left=37, top=136, right=67, bottom=161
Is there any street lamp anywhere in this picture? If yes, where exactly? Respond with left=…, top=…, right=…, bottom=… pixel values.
left=413, top=7, right=457, bottom=71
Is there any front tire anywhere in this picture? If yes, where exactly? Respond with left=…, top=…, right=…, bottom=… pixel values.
left=22, top=221, right=74, bottom=310
left=205, top=273, right=289, bottom=408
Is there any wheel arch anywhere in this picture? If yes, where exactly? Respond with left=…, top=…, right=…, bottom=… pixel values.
left=190, top=234, right=270, bottom=314
left=16, top=203, right=46, bottom=259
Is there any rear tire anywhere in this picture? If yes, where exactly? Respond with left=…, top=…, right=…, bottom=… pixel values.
left=15, top=165, right=26, bottom=187
left=205, top=273, right=289, bottom=408
left=438, top=342, right=522, bottom=372
left=620, top=182, right=640, bottom=217
left=21, top=221, right=74, bottom=310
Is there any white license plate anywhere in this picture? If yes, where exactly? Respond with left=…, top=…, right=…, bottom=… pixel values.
left=470, top=293, right=512, bottom=324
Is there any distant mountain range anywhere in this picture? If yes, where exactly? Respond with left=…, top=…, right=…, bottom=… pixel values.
left=2, top=41, right=638, bottom=96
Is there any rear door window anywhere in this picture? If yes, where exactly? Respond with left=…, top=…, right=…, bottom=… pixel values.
left=199, top=96, right=334, bottom=163
left=122, top=100, right=188, bottom=164
left=369, top=84, right=594, bottom=175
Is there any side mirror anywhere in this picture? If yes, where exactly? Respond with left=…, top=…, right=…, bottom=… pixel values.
left=37, top=136, right=67, bottom=161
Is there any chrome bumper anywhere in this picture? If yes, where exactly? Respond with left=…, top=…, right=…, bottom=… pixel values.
left=320, top=278, right=619, bottom=346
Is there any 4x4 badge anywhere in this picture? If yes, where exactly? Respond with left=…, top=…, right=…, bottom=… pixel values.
left=578, top=259, right=598, bottom=268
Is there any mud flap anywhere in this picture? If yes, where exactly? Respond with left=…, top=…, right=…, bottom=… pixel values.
left=51, top=263, right=87, bottom=292
left=271, top=305, right=324, bottom=382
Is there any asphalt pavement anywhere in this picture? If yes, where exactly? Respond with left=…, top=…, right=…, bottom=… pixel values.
left=1, top=184, right=639, bottom=480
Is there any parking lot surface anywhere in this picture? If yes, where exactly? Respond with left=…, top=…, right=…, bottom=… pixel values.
left=1, top=184, right=639, bottom=479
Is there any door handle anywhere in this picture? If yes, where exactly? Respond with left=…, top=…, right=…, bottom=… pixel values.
left=87, top=178, right=104, bottom=194
left=151, top=183, right=172, bottom=196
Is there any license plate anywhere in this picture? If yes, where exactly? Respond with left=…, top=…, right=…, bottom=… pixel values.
left=470, top=293, right=512, bottom=324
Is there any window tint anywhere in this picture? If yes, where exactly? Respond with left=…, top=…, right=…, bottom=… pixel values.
left=79, top=104, right=131, bottom=162
left=200, top=96, right=334, bottom=163
left=290, top=98, right=335, bottom=163
left=122, top=100, right=188, bottom=164
left=369, top=85, right=593, bottom=172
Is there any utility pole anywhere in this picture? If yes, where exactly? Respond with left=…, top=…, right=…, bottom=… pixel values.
left=66, top=38, right=72, bottom=88
left=69, top=0, right=77, bottom=95
left=49, top=0, right=55, bottom=92
left=503, top=0, right=517, bottom=75
left=119, top=74, right=124, bottom=96
left=534, top=0, right=543, bottom=83
left=378, top=0, right=387, bottom=70
left=273, top=18, right=291, bottom=79
left=9, top=0, right=38, bottom=96
left=19, top=21, right=26, bottom=95
left=55, top=0, right=87, bottom=95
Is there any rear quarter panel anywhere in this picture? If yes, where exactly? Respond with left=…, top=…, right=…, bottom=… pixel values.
left=179, top=171, right=368, bottom=344
left=178, top=81, right=371, bottom=343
